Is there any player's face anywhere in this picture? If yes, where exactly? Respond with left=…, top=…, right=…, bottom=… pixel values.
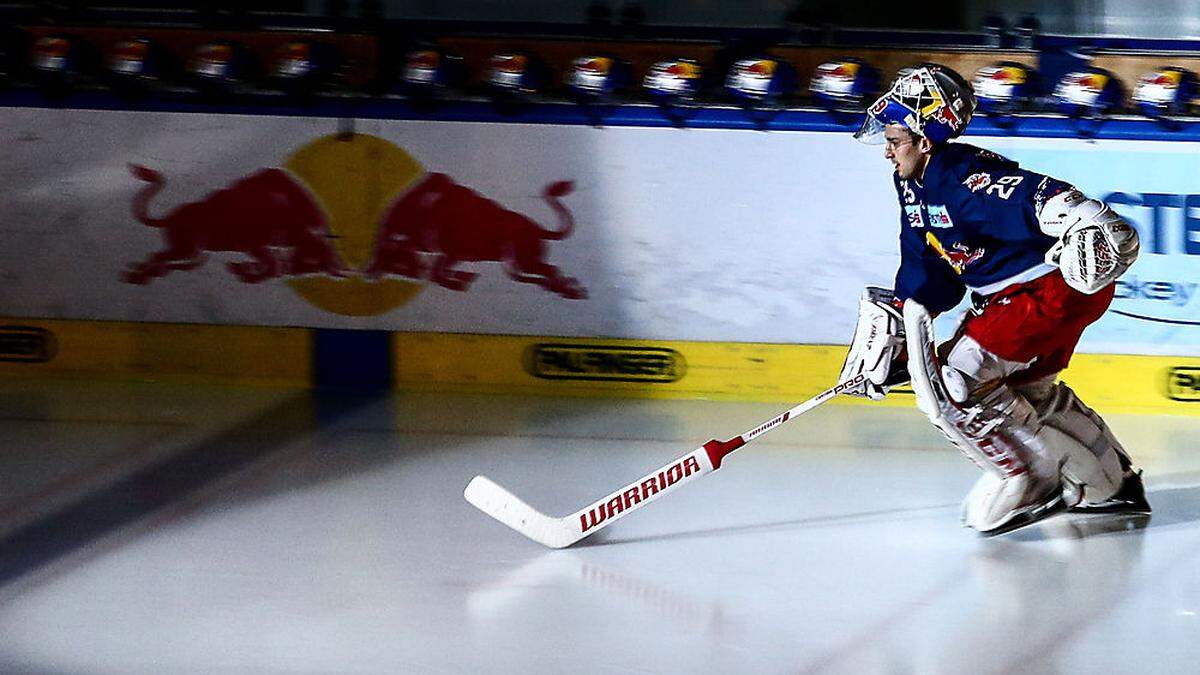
left=883, top=125, right=931, bottom=180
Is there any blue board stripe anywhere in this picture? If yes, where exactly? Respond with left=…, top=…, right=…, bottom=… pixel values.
left=4, top=89, right=1200, bottom=141
left=313, top=329, right=392, bottom=390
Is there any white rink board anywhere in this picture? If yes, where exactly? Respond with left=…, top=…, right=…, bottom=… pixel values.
left=0, top=107, right=1196, bottom=353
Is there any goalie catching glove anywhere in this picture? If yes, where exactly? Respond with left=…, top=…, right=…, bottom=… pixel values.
left=1039, top=189, right=1139, bottom=295
left=839, top=286, right=909, bottom=400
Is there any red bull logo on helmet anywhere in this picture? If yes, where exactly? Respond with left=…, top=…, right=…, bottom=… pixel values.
left=487, top=53, right=536, bottom=91
left=575, top=56, right=612, bottom=76
left=274, top=42, right=314, bottom=78
left=809, top=61, right=862, bottom=99
left=1054, top=71, right=1108, bottom=105
left=817, top=61, right=859, bottom=80
left=740, top=59, right=776, bottom=79
left=664, top=61, right=701, bottom=79
left=408, top=50, right=440, bottom=70
left=108, top=39, right=150, bottom=75
left=31, top=37, right=71, bottom=70
left=490, top=54, right=528, bottom=74
left=727, top=58, right=778, bottom=97
left=932, top=103, right=961, bottom=127
left=644, top=59, right=703, bottom=97
left=568, top=56, right=615, bottom=94
left=189, top=43, right=234, bottom=78
left=1134, top=68, right=1184, bottom=105
left=404, top=50, right=440, bottom=84
left=122, top=134, right=587, bottom=316
left=973, top=64, right=1026, bottom=101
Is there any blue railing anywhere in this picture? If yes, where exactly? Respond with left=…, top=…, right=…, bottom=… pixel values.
left=3, top=89, right=1199, bottom=142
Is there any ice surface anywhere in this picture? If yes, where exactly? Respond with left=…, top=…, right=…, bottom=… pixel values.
left=0, top=383, right=1197, bottom=674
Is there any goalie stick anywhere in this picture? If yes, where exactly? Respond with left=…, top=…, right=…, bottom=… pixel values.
left=463, top=373, right=867, bottom=548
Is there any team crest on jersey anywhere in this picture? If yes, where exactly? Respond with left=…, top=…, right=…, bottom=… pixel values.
left=904, top=205, right=925, bottom=227
left=926, top=204, right=954, bottom=228
left=926, top=231, right=984, bottom=273
left=963, top=172, right=992, bottom=192
left=902, top=181, right=917, bottom=204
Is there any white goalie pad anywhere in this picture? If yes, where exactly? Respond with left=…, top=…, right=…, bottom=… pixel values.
left=1026, top=381, right=1125, bottom=506
left=1040, top=192, right=1140, bottom=294
left=905, top=301, right=1127, bottom=531
left=838, top=286, right=907, bottom=400
left=902, top=301, right=1031, bottom=479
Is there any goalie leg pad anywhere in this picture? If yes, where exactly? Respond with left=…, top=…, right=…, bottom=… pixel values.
left=1016, top=379, right=1126, bottom=505
left=904, top=301, right=1032, bottom=479
left=905, top=301, right=1067, bottom=533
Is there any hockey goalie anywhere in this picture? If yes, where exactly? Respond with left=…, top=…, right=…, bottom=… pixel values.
left=840, top=64, right=1149, bottom=535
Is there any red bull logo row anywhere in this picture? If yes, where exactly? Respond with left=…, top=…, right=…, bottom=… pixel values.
left=122, top=133, right=587, bottom=315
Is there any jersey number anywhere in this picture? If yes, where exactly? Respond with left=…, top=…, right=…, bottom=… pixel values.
left=985, top=175, right=1023, bottom=200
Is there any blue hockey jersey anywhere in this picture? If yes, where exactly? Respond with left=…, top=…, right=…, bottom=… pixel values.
left=893, top=142, right=1073, bottom=314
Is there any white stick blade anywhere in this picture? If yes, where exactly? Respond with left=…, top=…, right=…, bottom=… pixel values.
left=464, top=475, right=578, bottom=549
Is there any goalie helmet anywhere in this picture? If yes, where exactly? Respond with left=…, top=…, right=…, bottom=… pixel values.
left=855, top=64, right=976, bottom=145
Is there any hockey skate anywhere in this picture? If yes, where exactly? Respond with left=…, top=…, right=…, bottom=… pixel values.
left=1068, top=469, right=1151, bottom=515
left=977, top=488, right=1068, bottom=537
left=963, top=471, right=1070, bottom=537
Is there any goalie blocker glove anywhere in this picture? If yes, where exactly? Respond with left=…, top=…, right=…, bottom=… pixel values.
left=839, top=286, right=910, bottom=400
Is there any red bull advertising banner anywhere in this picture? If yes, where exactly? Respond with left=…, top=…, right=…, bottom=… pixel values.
left=0, top=109, right=895, bottom=344
left=0, top=108, right=1197, bottom=357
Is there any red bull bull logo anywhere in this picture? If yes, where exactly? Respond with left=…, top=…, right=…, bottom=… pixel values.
left=972, top=64, right=1028, bottom=103
left=274, top=42, right=313, bottom=78
left=989, top=66, right=1026, bottom=84
left=364, top=172, right=586, bottom=299
left=1053, top=71, right=1109, bottom=106
left=108, top=39, right=150, bottom=72
left=1151, top=71, right=1183, bottom=87
left=123, top=134, right=587, bottom=315
left=408, top=50, right=440, bottom=71
left=192, top=44, right=232, bottom=67
left=742, top=60, right=776, bottom=78
left=926, top=232, right=984, bottom=273
left=490, top=54, right=528, bottom=74
left=963, top=172, right=992, bottom=192
left=404, top=50, right=442, bottom=85
left=1134, top=68, right=1184, bottom=105
left=813, top=61, right=860, bottom=84
left=932, top=103, right=961, bottom=126
left=32, top=37, right=71, bottom=70
left=575, top=57, right=613, bottom=76
left=663, top=61, right=701, bottom=79
left=123, top=164, right=350, bottom=285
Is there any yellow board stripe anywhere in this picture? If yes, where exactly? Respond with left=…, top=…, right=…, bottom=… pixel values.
left=394, top=332, right=847, bottom=400
left=2, top=320, right=1197, bottom=416
left=394, top=332, right=1200, bottom=415
left=0, top=319, right=310, bottom=386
